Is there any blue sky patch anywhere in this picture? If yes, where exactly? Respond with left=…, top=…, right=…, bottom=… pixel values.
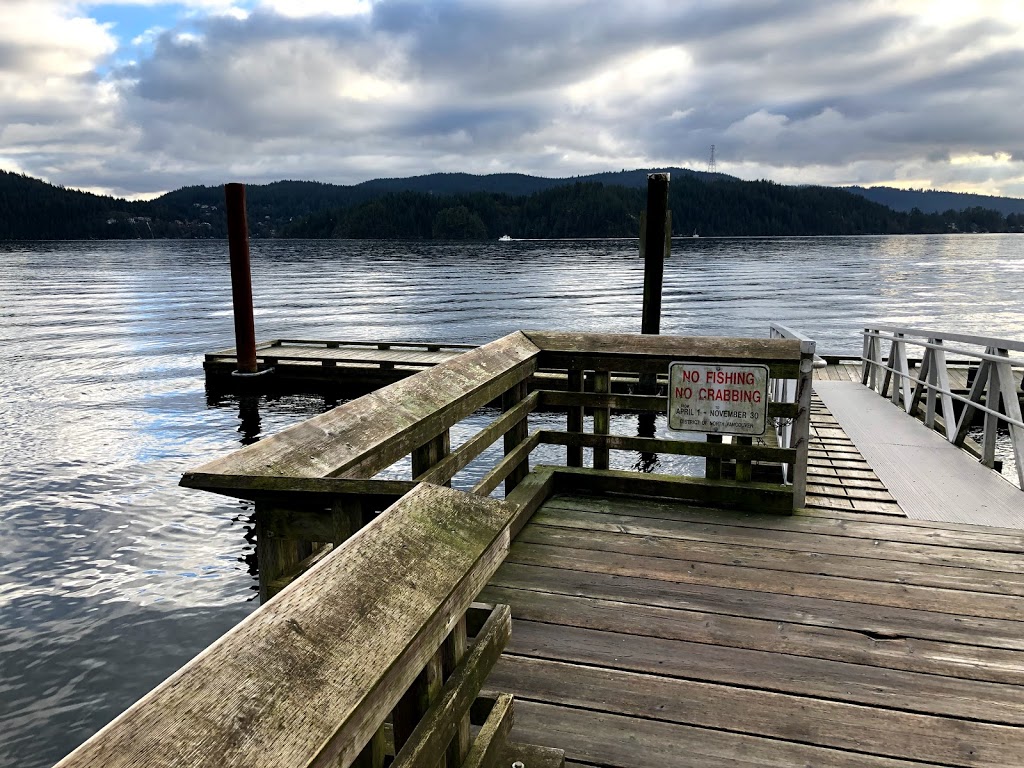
left=88, top=3, right=186, bottom=48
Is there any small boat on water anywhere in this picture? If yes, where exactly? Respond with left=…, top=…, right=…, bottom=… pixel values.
left=692, top=230, right=700, bottom=238
left=498, top=234, right=512, bottom=242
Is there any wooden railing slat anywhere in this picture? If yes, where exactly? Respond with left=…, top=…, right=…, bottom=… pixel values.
left=472, top=432, right=542, bottom=498
left=417, top=392, right=538, bottom=486
left=392, top=605, right=511, bottom=768
left=459, top=694, right=514, bottom=768
left=501, top=379, right=530, bottom=493
left=539, top=389, right=799, bottom=419
left=537, top=430, right=796, bottom=463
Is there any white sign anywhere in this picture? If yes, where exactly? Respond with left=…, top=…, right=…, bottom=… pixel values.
left=668, top=362, right=769, bottom=436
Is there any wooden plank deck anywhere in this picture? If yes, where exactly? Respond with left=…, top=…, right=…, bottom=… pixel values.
left=816, top=380, right=1024, bottom=528
left=804, top=392, right=904, bottom=517
left=817, top=361, right=1024, bottom=391
left=481, top=490, right=1024, bottom=767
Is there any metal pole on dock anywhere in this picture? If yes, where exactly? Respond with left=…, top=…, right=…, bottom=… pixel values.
left=224, top=183, right=258, bottom=375
left=641, top=172, right=670, bottom=336
left=639, top=173, right=670, bottom=411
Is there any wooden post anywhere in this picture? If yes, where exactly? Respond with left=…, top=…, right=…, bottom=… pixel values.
left=224, top=183, right=258, bottom=375
left=442, top=617, right=470, bottom=765
left=593, top=371, right=610, bottom=470
left=791, top=343, right=816, bottom=510
left=735, top=436, right=752, bottom=482
left=566, top=368, right=584, bottom=467
left=705, top=435, right=722, bottom=480
left=413, top=430, right=451, bottom=485
left=254, top=503, right=312, bottom=603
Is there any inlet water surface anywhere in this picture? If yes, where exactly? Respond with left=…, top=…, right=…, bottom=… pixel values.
left=1, top=236, right=1021, bottom=767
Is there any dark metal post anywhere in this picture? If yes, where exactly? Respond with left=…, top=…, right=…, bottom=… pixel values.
left=641, top=172, right=670, bottom=335
left=225, top=183, right=258, bottom=374
left=639, top=173, right=670, bottom=407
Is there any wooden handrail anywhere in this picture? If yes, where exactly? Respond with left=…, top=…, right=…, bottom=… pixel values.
left=55, top=484, right=517, bottom=768
left=525, top=330, right=803, bottom=376
left=182, top=331, right=540, bottom=487
left=184, top=330, right=815, bottom=602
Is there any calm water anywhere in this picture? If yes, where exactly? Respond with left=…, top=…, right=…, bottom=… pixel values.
left=1, top=236, right=1022, bottom=766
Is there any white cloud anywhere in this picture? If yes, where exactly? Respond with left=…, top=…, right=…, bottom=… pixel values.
left=256, top=0, right=371, bottom=18
left=2, top=0, right=1023, bottom=197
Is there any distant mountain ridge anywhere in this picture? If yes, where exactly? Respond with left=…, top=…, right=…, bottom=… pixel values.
left=348, top=167, right=732, bottom=197
left=844, top=185, right=1024, bottom=215
left=2, top=167, right=1023, bottom=240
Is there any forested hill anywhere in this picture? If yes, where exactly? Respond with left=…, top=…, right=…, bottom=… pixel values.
left=3, top=167, right=1023, bottom=240
left=282, top=178, right=1023, bottom=239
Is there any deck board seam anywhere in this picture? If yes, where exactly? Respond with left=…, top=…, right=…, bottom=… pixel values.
left=493, top=651, right=1024, bottom=730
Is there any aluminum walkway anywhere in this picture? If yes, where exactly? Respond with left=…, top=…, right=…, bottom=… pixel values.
left=815, top=380, right=1023, bottom=528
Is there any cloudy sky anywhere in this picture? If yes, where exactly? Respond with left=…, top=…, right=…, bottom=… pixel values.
left=3, top=0, right=1023, bottom=199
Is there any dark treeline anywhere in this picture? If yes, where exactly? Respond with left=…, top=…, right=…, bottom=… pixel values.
left=282, top=178, right=1024, bottom=239
left=4, top=168, right=1024, bottom=240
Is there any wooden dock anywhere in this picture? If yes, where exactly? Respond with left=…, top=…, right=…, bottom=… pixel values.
left=57, top=328, right=1024, bottom=768
left=204, top=339, right=475, bottom=391
left=481, top=488, right=1024, bottom=767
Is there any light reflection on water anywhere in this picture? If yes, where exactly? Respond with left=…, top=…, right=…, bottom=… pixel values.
left=0, top=235, right=1022, bottom=767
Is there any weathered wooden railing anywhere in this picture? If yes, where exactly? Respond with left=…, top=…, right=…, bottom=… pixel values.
left=183, top=330, right=813, bottom=605
left=861, top=324, right=1024, bottom=488
left=55, top=484, right=562, bottom=768
left=187, top=331, right=541, bottom=601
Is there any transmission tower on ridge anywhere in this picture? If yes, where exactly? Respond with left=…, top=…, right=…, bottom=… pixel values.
left=706, top=144, right=717, bottom=174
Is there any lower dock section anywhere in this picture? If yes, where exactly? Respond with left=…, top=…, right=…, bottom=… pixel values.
left=482, top=491, right=1024, bottom=767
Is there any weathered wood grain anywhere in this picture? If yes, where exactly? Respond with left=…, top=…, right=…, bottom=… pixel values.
left=183, top=331, right=540, bottom=485
left=54, top=484, right=516, bottom=768
left=548, top=466, right=793, bottom=514
left=524, top=330, right=801, bottom=367
left=491, top=654, right=1024, bottom=766
left=460, top=694, right=514, bottom=768
left=488, top=561, right=1024, bottom=652
left=506, top=539, right=1024, bottom=619
left=502, top=379, right=531, bottom=492
left=505, top=700, right=931, bottom=768
left=479, top=584, right=1024, bottom=684
left=517, top=522, right=1024, bottom=596
left=418, top=392, right=537, bottom=486
left=471, top=432, right=541, bottom=498
left=392, top=605, right=511, bottom=768
left=541, top=494, right=1024, bottom=553
left=535, top=502, right=1024, bottom=572
left=591, top=371, right=610, bottom=470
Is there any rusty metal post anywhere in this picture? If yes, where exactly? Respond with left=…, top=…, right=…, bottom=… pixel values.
left=225, top=183, right=258, bottom=374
